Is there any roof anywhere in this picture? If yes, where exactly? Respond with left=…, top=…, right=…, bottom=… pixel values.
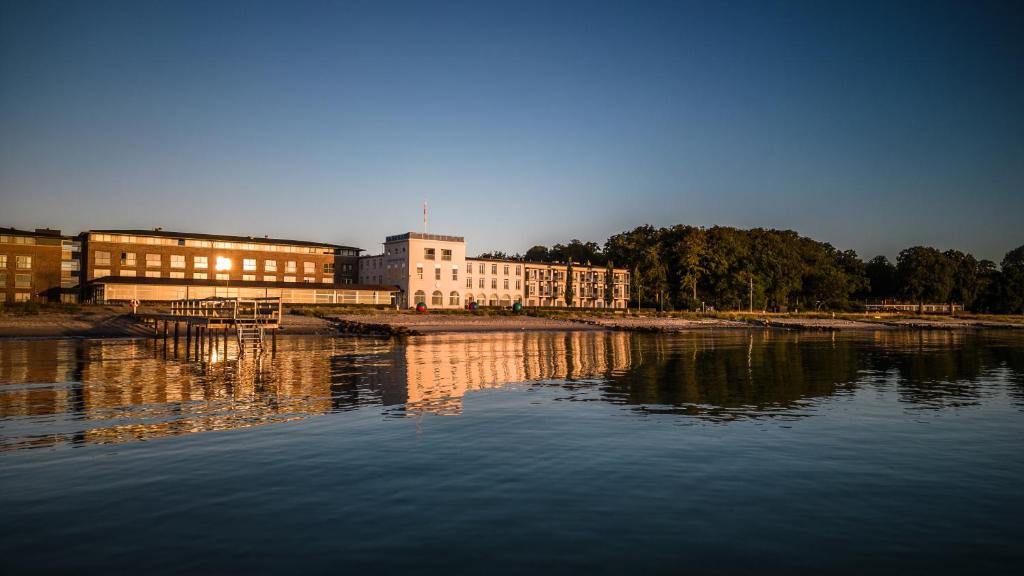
left=0, top=227, right=67, bottom=238
left=87, top=229, right=361, bottom=251
left=86, top=276, right=399, bottom=291
left=385, top=232, right=464, bottom=243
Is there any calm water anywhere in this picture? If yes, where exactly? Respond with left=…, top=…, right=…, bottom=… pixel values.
left=1, top=330, right=1023, bottom=574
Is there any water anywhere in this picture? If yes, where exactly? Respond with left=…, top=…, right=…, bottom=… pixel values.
left=1, top=330, right=1022, bottom=574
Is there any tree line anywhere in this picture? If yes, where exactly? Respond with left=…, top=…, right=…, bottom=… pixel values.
left=504, top=225, right=1024, bottom=313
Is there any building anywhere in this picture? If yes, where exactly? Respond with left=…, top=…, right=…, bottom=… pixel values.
left=359, top=231, right=630, bottom=309
left=80, top=229, right=398, bottom=304
left=0, top=228, right=80, bottom=304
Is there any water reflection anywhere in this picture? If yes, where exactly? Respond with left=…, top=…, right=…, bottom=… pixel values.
left=1, top=330, right=1022, bottom=450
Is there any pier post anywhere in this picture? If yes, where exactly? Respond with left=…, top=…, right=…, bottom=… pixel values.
left=185, top=323, right=192, bottom=360
left=271, top=330, right=277, bottom=356
left=173, top=322, right=180, bottom=356
left=223, top=329, right=228, bottom=358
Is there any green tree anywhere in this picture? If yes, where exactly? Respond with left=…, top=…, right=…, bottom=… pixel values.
left=897, top=247, right=954, bottom=306
left=564, top=260, right=575, bottom=306
left=865, top=255, right=898, bottom=299
left=604, top=261, right=615, bottom=306
left=676, top=226, right=708, bottom=308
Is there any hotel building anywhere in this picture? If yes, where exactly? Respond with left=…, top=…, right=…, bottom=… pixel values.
left=359, top=231, right=630, bottom=309
left=81, top=229, right=397, bottom=304
left=0, top=228, right=80, bottom=304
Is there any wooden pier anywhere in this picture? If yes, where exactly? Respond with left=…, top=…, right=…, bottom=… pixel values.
left=138, top=297, right=282, bottom=359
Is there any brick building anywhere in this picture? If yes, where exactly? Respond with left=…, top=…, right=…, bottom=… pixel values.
left=80, top=229, right=396, bottom=304
left=0, top=227, right=80, bottom=304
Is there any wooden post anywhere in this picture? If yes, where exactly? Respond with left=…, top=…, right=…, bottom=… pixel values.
left=173, top=322, right=180, bottom=356
left=185, top=323, right=192, bottom=360
left=223, top=328, right=228, bottom=358
left=271, top=330, right=277, bottom=356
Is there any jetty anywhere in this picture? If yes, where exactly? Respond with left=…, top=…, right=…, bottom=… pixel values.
left=137, top=297, right=282, bottom=358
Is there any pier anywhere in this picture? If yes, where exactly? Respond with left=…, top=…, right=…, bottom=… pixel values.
left=138, top=297, right=282, bottom=358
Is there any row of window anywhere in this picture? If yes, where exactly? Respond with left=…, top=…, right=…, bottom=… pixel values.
left=0, top=255, right=31, bottom=269
left=463, top=277, right=522, bottom=290
left=0, top=292, right=33, bottom=302
left=0, top=236, right=37, bottom=245
left=412, top=290, right=519, bottom=307
left=423, top=248, right=453, bottom=261
left=92, top=252, right=347, bottom=275
left=90, top=268, right=333, bottom=283
left=89, top=234, right=350, bottom=255
left=0, top=272, right=32, bottom=288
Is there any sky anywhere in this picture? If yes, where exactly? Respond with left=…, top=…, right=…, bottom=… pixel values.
left=1, top=0, right=1021, bottom=261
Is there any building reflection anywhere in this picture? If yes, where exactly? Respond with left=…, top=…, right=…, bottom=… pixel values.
left=1, top=329, right=1022, bottom=450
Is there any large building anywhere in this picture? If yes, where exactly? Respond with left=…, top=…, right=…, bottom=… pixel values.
left=359, top=231, right=630, bottom=309
left=0, top=228, right=80, bottom=304
left=80, top=229, right=397, bottom=304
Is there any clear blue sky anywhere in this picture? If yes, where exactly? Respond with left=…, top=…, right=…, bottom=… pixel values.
left=1, top=0, right=1021, bottom=261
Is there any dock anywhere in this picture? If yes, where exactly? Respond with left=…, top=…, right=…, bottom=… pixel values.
left=138, top=297, right=282, bottom=359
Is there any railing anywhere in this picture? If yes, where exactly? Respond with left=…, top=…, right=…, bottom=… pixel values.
left=169, top=297, right=282, bottom=325
left=864, top=303, right=964, bottom=314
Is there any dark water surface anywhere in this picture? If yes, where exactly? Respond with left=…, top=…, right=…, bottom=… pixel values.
left=1, top=330, right=1023, bottom=574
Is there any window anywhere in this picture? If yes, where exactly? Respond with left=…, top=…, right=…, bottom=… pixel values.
left=194, top=256, right=208, bottom=269
left=170, top=254, right=185, bottom=268
left=449, top=291, right=460, bottom=305
left=244, top=258, right=257, bottom=271
left=16, top=256, right=31, bottom=269
left=263, top=275, right=275, bottom=282
left=414, top=290, right=426, bottom=305
left=170, top=271, right=185, bottom=279
left=146, top=271, right=161, bottom=278
left=0, top=272, right=5, bottom=286
left=424, top=248, right=435, bottom=260
left=441, top=249, right=452, bottom=261
left=243, top=274, right=256, bottom=281
left=323, top=263, right=334, bottom=274
left=516, top=265, right=521, bottom=275
left=479, top=278, right=484, bottom=288
left=452, top=267, right=458, bottom=281
left=119, top=269, right=136, bottom=277
left=417, top=264, right=423, bottom=279
left=95, top=251, right=111, bottom=266
left=215, top=273, right=229, bottom=280
left=92, top=269, right=110, bottom=278
left=466, top=277, right=472, bottom=288
left=193, top=272, right=207, bottom=280
left=322, top=274, right=334, bottom=283
left=491, top=264, right=497, bottom=274
left=146, top=254, right=161, bottom=267
left=286, top=261, right=297, bottom=273
left=503, top=279, right=509, bottom=289
left=303, top=262, right=314, bottom=274
left=504, top=264, right=509, bottom=275
left=478, top=263, right=484, bottom=274
left=284, top=276, right=296, bottom=283
left=0, top=255, right=5, bottom=267
left=265, top=260, right=277, bottom=272
left=435, top=267, right=441, bottom=280
left=303, top=277, right=315, bottom=283
left=491, top=278, right=497, bottom=289
left=121, top=252, right=136, bottom=266
left=516, top=279, right=521, bottom=290
left=431, top=290, right=443, bottom=306
left=14, top=292, right=31, bottom=302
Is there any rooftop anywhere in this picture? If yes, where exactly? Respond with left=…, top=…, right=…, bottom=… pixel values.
left=385, top=232, right=464, bottom=243
left=1, top=227, right=67, bottom=238
left=88, top=229, right=361, bottom=251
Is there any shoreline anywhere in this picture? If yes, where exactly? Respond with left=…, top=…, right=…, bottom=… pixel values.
left=2, top=309, right=1023, bottom=341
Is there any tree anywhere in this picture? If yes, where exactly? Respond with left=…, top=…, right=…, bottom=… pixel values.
left=605, top=261, right=615, bottom=306
left=524, top=245, right=550, bottom=262
left=564, top=260, right=575, bottom=306
left=945, top=249, right=981, bottom=308
left=897, top=247, right=953, bottom=306
left=865, top=256, right=898, bottom=300
left=675, top=226, right=708, bottom=308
